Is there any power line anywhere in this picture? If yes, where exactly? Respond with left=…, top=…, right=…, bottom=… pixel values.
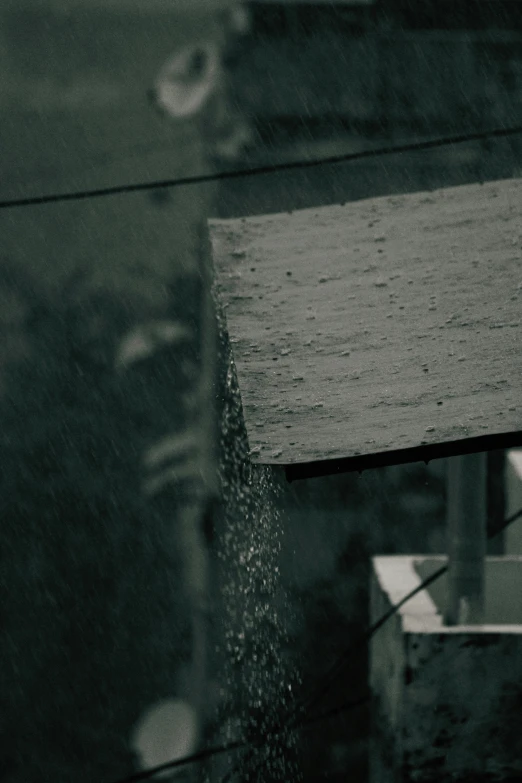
left=217, top=501, right=522, bottom=783
left=305, top=694, right=371, bottom=728
left=494, top=505, right=522, bottom=535
left=216, top=695, right=371, bottom=783
left=291, top=499, right=522, bottom=723
left=300, top=563, right=448, bottom=717
left=107, top=503, right=522, bottom=783
left=106, top=697, right=370, bottom=783
left=2, top=123, right=522, bottom=212
left=108, top=738, right=244, bottom=783
left=107, top=558, right=437, bottom=783
left=19, top=115, right=515, bottom=783
left=217, top=561, right=448, bottom=783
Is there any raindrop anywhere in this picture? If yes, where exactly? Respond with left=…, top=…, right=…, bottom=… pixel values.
left=217, top=307, right=302, bottom=768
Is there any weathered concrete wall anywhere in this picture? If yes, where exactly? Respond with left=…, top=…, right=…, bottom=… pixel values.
left=370, top=556, right=522, bottom=783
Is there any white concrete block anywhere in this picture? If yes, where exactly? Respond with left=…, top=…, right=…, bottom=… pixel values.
left=370, top=555, right=522, bottom=783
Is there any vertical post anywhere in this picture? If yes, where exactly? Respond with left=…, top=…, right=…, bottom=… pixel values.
left=445, top=452, right=487, bottom=625
left=505, top=450, right=522, bottom=555
left=487, top=450, right=506, bottom=554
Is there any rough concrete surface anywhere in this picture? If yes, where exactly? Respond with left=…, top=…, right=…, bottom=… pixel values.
left=210, top=177, right=522, bottom=470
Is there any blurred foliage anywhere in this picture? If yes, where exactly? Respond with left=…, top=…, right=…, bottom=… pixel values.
left=0, top=259, right=201, bottom=782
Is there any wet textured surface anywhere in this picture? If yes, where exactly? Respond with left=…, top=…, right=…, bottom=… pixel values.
left=210, top=177, right=522, bottom=471
left=2, top=5, right=520, bottom=783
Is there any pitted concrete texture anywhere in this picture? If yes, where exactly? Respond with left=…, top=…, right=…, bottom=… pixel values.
left=370, top=555, right=522, bottom=783
left=211, top=177, right=522, bottom=472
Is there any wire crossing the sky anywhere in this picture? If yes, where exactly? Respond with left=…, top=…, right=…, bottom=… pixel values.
left=107, top=506, right=522, bottom=783
left=215, top=506, right=522, bottom=783
left=1, top=123, right=522, bottom=212
left=4, top=110, right=519, bottom=782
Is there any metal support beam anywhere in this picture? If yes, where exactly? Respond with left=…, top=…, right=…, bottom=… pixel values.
left=445, top=452, right=487, bottom=625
